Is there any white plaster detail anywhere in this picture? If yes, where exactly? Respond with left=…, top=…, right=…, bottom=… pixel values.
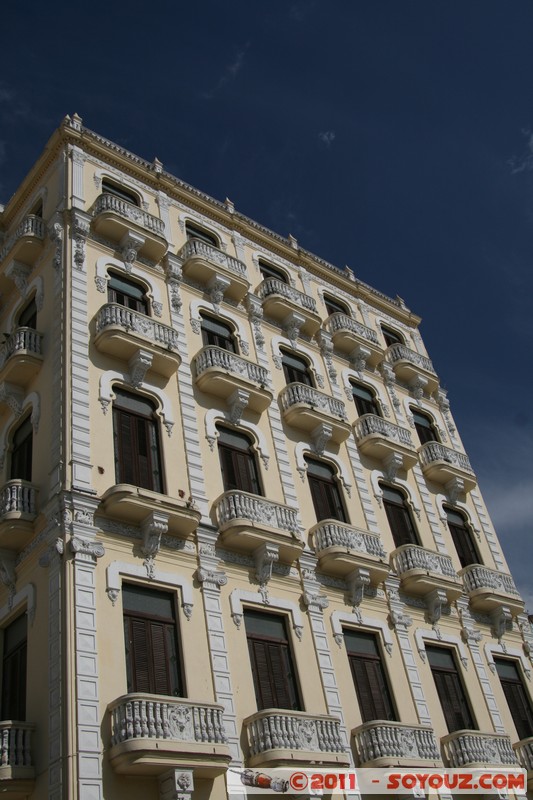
left=106, top=561, right=193, bottom=617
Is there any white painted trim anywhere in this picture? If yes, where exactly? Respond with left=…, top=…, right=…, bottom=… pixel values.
left=189, top=299, right=249, bottom=350
left=229, top=588, right=303, bottom=637
left=370, top=471, right=422, bottom=518
left=204, top=411, right=270, bottom=462
left=106, top=561, right=193, bottom=615
left=484, top=643, right=532, bottom=681
left=271, top=336, right=325, bottom=385
left=414, top=627, right=469, bottom=668
left=330, top=610, right=394, bottom=655
left=0, top=583, right=36, bottom=626
left=94, top=256, right=163, bottom=305
left=294, top=443, right=352, bottom=495
left=93, top=170, right=147, bottom=207
left=98, top=371, right=174, bottom=430
left=341, top=369, right=389, bottom=412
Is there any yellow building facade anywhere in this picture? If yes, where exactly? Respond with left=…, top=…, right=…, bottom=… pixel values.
left=0, top=113, right=531, bottom=800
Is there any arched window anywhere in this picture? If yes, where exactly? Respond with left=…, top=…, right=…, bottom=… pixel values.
left=200, top=314, right=236, bottom=352
left=306, top=457, right=348, bottom=523
left=381, top=326, right=404, bottom=347
left=107, top=272, right=149, bottom=315
left=411, top=408, right=438, bottom=445
left=281, top=350, right=313, bottom=386
left=324, top=294, right=350, bottom=317
left=112, top=389, right=163, bottom=492
left=381, top=484, right=419, bottom=547
left=258, top=259, right=288, bottom=284
left=102, top=179, right=139, bottom=207
left=217, top=427, right=262, bottom=495
left=352, top=383, right=380, bottom=417
left=10, top=416, right=33, bottom=482
left=445, top=508, right=479, bottom=568
left=185, top=221, right=218, bottom=247
left=17, top=298, right=37, bottom=330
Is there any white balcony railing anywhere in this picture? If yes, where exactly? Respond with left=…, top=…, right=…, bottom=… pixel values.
left=214, top=491, right=300, bottom=536
left=325, top=313, right=380, bottom=345
left=386, top=343, right=436, bottom=375
left=353, top=414, right=414, bottom=448
left=178, top=238, right=247, bottom=277
left=0, top=328, right=42, bottom=369
left=279, top=383, right=348, bottom=420
left=257, top=278, right=318, bottom=314
left=245, top=710, right=345, bottom=757
left=513, top=736, right=533, bottom=770
left=92, top=194, right=165, bottom=237
left=313, top=520, right=386, bottom=559
left=96, top=304, right=179, bottom=350
left=0, top=215, right=45, bottom=263
left=0, top=480, right=37, bottom=517
left=442, top=730, right=517, bottom=767
left=419, top=441, right=474, bottom=474
left=194, top=346, right=269, bottom=386
left=0, top=721, right=34, bottom=768
left=391, top=544, right=457, bottom=579
left=460, top=564, right=521, bottom=598
left=353, top=721, right=440, bottom=763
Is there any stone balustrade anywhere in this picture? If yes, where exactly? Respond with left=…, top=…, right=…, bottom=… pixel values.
left=419, top=441, right=474, bottom=474
left=353, top=721, right=440, bottom=764
left=325, top=313, right=380, bottom=344
left=0, top=721, right=34, bottom=769
left=386, top=343, right=436, bottom=375
left=214, top=491, right=300, bottom=536
left=93, top=194, right=165, bottom=237
left=312, top=520, right=386, bottom=558
left=513, top=736, right=533, bottom=771
left=391, top=544, right=457, bottom=579
left=245, top=709, right=345, bottom=758
left=257, top=277, right=318, bottom=313
left=0, top=328, right=42, bottom=369
left=279, top=382, right=348, bottom=419
left=0, top=480, right=37, bottom=518
left=441, top=730, right=517, bottom=767
left=0, top=215, right=45, bottom=263
left=353, top=414, right=414, bottom=448
left=178, top=238, right=247, bottom=277
left=96, top=304, right=179, bottom=350
left=194, top=346, right=269, bottom=386
left=460, top=564, right=521, bottom=598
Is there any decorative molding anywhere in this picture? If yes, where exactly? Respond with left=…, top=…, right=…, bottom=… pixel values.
left=330, top=610, right=394, bottom=655
left=120, top=231, right=145, bottom=270
left=128, top=349, right=153, bottom=388
left=346, top=567, right=370, bottom=612
left=253, top=542, right=279, bottom=601
left=140, top=512, right=169, bottom=578
left=105, top=561, right=194, bottom=619
left=6, top=260, right=32, bottom=296
left=71, top=210, right=91, bottom=270
left=229, top=588, right=303, bottom=640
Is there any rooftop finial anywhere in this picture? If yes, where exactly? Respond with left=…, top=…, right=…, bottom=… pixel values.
left=152, top=157, right=163, bottom=174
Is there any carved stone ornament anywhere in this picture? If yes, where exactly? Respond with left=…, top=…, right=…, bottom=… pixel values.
left=120, top=231, right=145, bottom=270
left=227, top=389, right=249, bottom=425
left=72, top=211, right=91, bottom=270
left=426, top=588, right=448, bottom=625
left=346, top=568, right=370, bottom=609
left=389, top=609, right=413, bottom=629
left=410, top=375, right=428, bottom=400
left=196, top=566, right=227, bottom=590
left=208, top=274, right=231, bottom=310
left=311, top=423, right=332, bottom=456
left=106, top=588, right=120, bottom=606
left=283, top=311, right=305, bottom=346
left=0, top=552, right=17, bottom=597
left=491, top=606, right=513, bottom=641
left=316, top=330, right=337, bottom=381
left=254, top=543, right=279, bottom=595
left=70, top=537, right=105, bottom=561
left=153, top=301, right=163, bottom=318
left=48, top=220, right=64, bottom=271
left=384, top=452, right=403, bottom=482
left=302, top=591, right=329, bottom=612
left=446, top=477, right=465, bottom=505
left=141, top=512, right=169, bottom=574
left=129, top=349, right=153, bottom=388
left=349, top=344, right=371, bottom=374
left=39, top=538, right=65, bottom=568
left=0, top=381, right=23, bottom=416
left=169, top=281, right=182, bottom=312
left=6, top=261, right=31, bottom=296
left=95, top=275, right=107, bottom=293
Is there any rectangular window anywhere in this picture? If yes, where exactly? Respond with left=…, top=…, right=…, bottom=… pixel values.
left=1, top=614, right=27, bottom=720
left=446, top=509, right=479, bottom=568
left=113, top=390, right=163, bottom=492
left=281, top=352, right=312, bottom=385
left=306, top=458, right=348, bottom=523
left=217, top=428, right=261, bottom=495
left=495, top=658, right=533, bottom=741
left=382, top=486, right=419, bottom=547
left=244, top=609, right=301, bottom=711
left=411, top=410, right=438, bottom=445
left=344, top=630, right=396, bottom=722
left=201, top=315, right=236, bottom=352
left=123, top=584, right=183, bottom=697
left=258, top=260, right=287, bottom=283
left=427, top=645, right=475, bottom=732
left=108, top=273, right=148, bottom=315
left=10, top=417, right=33, bottom=482
left=352, top=384, right=379, bottom=417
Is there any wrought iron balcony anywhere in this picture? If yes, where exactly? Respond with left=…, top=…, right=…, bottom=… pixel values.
left=257, top=278, right=321, bottom=337
left=214, top=490, right=304, bottom=562
left=442, top=730, right=518, bottom=768
left=311, top=520, right=389, bottom=582
left=386, top=343, right=439, bottom=394
left=178, top=238, right=250, bottom=302
left=419, top=441, right=477, bottom=492
left=390, top=544, right=463, bottom=600
left=193, top=345, right=273, bottom=413
left=94, top=304, right=180, bottom=378
left=108, top=694, right=231, bottom=776
left=0, top=214, right=45, bottom=267
left=0, top=327, right=43, bottom=386
left=513, top=736, right=533, bottom=789
left=279, top=383, right=351, bottom=444
left=353, top=414, right=418, bottom=472
left=92, top=194, right=167, bottom=261
left=244, top=709, right=349, bottom=768
left=353, top=721, right=441, bottom=767
left=324, top=313, right=382, bottom=366
left=0, top=480, right=38, bottom=551
left=99, top=485, right=201, bottom=538
left=460, top=564, right=524, bottom=614
left=0, top=721, right=35, bottom=789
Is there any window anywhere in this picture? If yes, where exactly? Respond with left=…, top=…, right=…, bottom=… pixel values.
left=281, top=351, right=313, bottom=386
left=113, top=389, right=163, bottom=492
left=494, top=658, right=533, bottom=741
left=427, top=646, right=475, bottom=732
left=381, top=326, right=404, bottom=347
left=10, top=417, right=33, bottom=482
left=244, top=609, right=301, bottom=711
left=381, top=484, right=419, bottom=547
left=18, top=298, right=37, bottom=329
left=217, top=427, right=261, bottom=495
left=185, top=221, right=218, bottom=247
left=445, top=508, right=479, bottom=568
left=123, top=584, right=183, bottom=696
left=344, top=630, right=396, bottom=722
left=324, top=295, right=349, bottom=317
left=306, top=457, right=348, bottom=523
left=352, top=383, right=380, bottom=417
left=102, top=179, right=139, bottom=207
left=1, top=614, right=27, bottom=720
left=258, top=260, right=288, bottom=283
left=411, top=409, right=438, bottom=445
left=108, top=272, right=148, bottom=315
left=200, top=314, right=236, bottom=352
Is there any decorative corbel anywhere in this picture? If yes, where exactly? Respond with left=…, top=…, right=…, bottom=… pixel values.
left=140, top=512, right=169, bottom=578
left=5, top=261, right=31, bottom=296
left=246, top=293, right=265, bottom=350
left=0, top=550, right=17, bottom=599
left=445, top=477, right=465, bottom=505
left=0, top=381, right=24, bottom=415
left=346, top=567, right=370, bottom=610
left=120, top=231, right=145, bottom=271
left=491, top=606, right=513, bottom=641
left=409, top=375, right=428, bottom=401
left=227, top=389, right=249, bottom=425
left=129, top=349, right=153, bottom=388
left=311, top=423, right=332, bottom=456
left=283, top=311, right=305, bottom=346
left=349, top=344, right=371, bottom=374
left=316, top=330, right=337, bottom=382
left=384, top=452, right=403, bottom=482
left=426, top=588, right=448, bottom=625
left=302, top=590, right=329, bottom=612
left=71, top=210, right=91, bottom=270
left=254, top=542, right=279, bottom=601
left=208, top=274, right=231, bottom=310
left=159, top=768, right=194, bottom=800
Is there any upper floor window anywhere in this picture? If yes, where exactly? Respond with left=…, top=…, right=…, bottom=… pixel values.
left=427, top=645, right=475, bottom=732
left=1, top=614, right=27, bottom=720
left=381, top=484, right=419, bottom=548
left=108, top=272, right=149, bottom=315
left=10, top=417, right=33, bottom=482
left=258, top=260, right=288, bottom=283
left=113, top=389, right=163, bottom=493
left=306, top=457, right=348, bottom=523
left=244, top=609, right=302, bottom=711
left=494, top=658, right=533, bottom=742
left=445, top=508, right=479, bottom=569
left=200, top=314, right=236, bottom=352
left=17, top=298, right=37, bottom=330
left=185, top=221, right=218, bottom=247
left=281, top=351, right=313, bottom=386
left=123, top=583, right=183, bottom=697
left=324, top=295, right=350, bottom=316
left=344, top=630, right=396, bottom=723
left=381, top=326, right=404, bottom=347
left=411, top=409, right=438, bottom=445
left=217, top=427, right=262, bottom=495
left=102, top=179, right=139, bottom=207
left=352, top=383, right=380, bottom=417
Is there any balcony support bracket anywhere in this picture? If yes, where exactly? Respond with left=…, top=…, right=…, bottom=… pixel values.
left=311, top=422, right=332, bottom=456
left=283, top=311, right=306, bottom=346
left=140, top=511, right=169, bottom=578
left=208, top=273, right=231, bottom=310
left=227, top=388, right=250, bottom=425
left=159, top=768, right=194, bottom=800
left=346, top=567, right=370, bottom=613
left=491, top=605, right=513, bottom=641
left=0, top=548, right=16, bottom=597
left=384, top=452, right=403, bottom=482
left=254, top=542, right=279, bottom=601
left=426, top=588, right=448, bottom=625
left=129, top=349, right=153, bottom=388
left=120, top=231, right=145, bottom=271
left=445, top=476, right=465, bottom=504
left=349, top=344, right=371, bottom=373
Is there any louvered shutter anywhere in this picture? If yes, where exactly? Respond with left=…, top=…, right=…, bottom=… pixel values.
left=349, top=655, right=395, bottom=722
left=384, top=499, right=418, bottom=547
left=150, top=621, right=171, bottom=696
left=448, top=521, right=478, bottom=568
left=128, top=618, right=151, bottom=692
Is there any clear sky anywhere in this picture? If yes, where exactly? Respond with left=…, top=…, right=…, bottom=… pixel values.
left=1, top=1, right=532, bottom=609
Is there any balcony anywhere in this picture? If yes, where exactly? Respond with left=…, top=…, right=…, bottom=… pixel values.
left=214, top=490, right=304, bottom=562
left=92, top=194, right=167, bottom=261
left=279, top=383, right=351, bottom=444
left=324, top=313, right=382, bottom=367
left=0, top=722, right=35, bottom=797
left=0, top=328, right=43, bottom=387
left=353, top=414, right=418, bottom=472
left=178, top=239, right=250, bottom=302
left=244, top=709, right=349, bottom=768
left=0, top=481, right=38, bottom=551
left=419, top=441, right=477, bottom=492
left=442, top=730, right=518, bottom=768
left=386, top=343, right=439, bottom=394
left=390, top=544, right=463, bottom=601
left=94, top=304, right=180, bottom=378
left=0, top=215, right=45, bottom=268
left=108, top=694, right=231, bottom=777
left=257, top=278, right=321, bottom=337
left=193, top=346, right=273, bottom=413
left=353, top=721, right=441, bottom=768
left=99, top=486, right=201, bottom=537
left=513, top=737, right=533, bottom=790
left=460, top=564, right=524, bottom=614
left=311, top=520, right=389, bottom=582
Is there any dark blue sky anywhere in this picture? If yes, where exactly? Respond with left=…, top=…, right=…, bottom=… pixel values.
left=2, top=1, right=532, bottom=607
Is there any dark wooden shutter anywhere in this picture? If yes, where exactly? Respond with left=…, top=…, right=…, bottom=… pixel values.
left=495, top=659, right=533, bottom=741
left=427, top=647, right=475, bottom=732
left=308, top=474, right=347, bottom=522
left=245, top=611, right=301, bottom=711
left=349, top=656, right=395, bottom=722
left=128, top=618, right=151, bottom=692
left=448, top=520, right=478, bottom=568
left=383, top=498, right=418, bottom=547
